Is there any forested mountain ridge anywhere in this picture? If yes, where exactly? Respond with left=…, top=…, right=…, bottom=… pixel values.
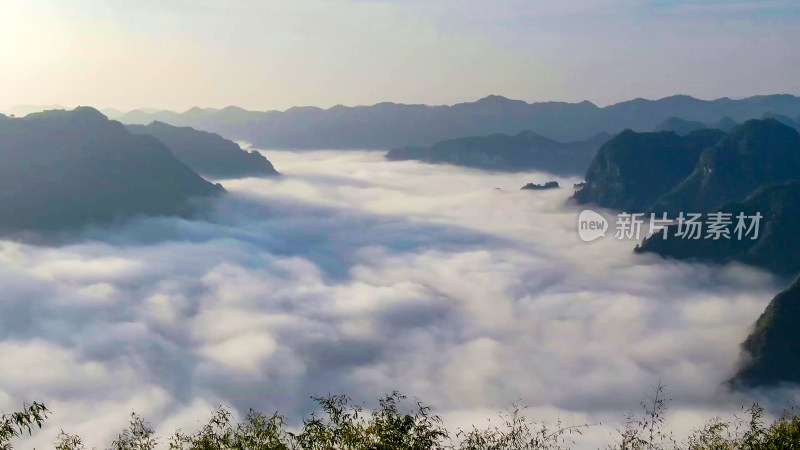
left=573, top=128, right=726, bottom=211
left=126, top=121, right=279, bottom=178
left=0, top=107, right=222, bottom=234
left=386, top=130, right=610, bottom=175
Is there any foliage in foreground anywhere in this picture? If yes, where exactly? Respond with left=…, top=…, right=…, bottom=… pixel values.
left=2, top=388, right=800, bottom=450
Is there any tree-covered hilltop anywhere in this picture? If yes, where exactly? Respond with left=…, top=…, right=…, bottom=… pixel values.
left=651, top=119, right=800, bottom=214
left=4, top=389, right=800, bottom=449
left=572, top=129, right=725, bottom=211
left=386, top=130, right=610, bottom=175
left=0, top=108, right=222, bottom=234
left=573, top=119, right=800, bottom=215
left=733, top=277, right=800, bottom=388
left=126, top=121, right=279, bottom=179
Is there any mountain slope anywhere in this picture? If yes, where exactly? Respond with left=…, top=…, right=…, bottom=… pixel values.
left=572, top=129, right=725, bottom=211
left=386, top=130, right=610, bottom=175
left=652, top=119, right=800, bottom=214
left=761, top=112, right=798, bottom=129
left=0, top=108, right=222, bottom=233
left=574, top=119, right=800, bottom=215
left=732, top=276, right=800, bottom=387
left=126, top=121, right=278, bottom=178
left=636, top=181, right=800, bottom=276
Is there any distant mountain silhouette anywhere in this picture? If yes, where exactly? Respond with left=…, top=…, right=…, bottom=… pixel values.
left=711, top=116, right=738, bottom=132
left=654, top=117, right=706, bottom=135
left=573, top=129, right=725, bottom=211
left=0, top=108, right=222, bottom=234
left=761, top=112, right=798, bottom=129
left=2, top=104, right=69, bottom=117
left=126, top=121, right=278, bottom=178
left=111, top=94, right=800, bottom=149
left=386, top=130, right=610, bottom=175
left=732, top=275, right=800, bottom=388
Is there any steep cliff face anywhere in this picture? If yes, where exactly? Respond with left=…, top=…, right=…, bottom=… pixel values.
left=574, top=119, right=800, bottom=215
left=636, top=181, right=800, bottom=276
left=573, top=129, right=725, bottom=211
left=733, top=277, right=800, bottom=388
left=652, top=119, right=800, bottom=214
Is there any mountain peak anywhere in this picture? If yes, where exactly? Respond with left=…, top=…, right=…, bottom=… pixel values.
left=220, top=106, right=249, bottom=113
left=183, top=106, right=211, bottom=116
left=475, top=94, right=519, bottom=104
left=661, top=94, right=697, bottom=101
left=72, top=106, right=108, bottom=120
left=24, top=106, right=109, bottom=125
left=760, top=112, right=798, bottom=128
left=480, top=94, right=510, bottom=100
left=654, top=117, right=706, bottom=135
left=733, top=117, right=799, bottom=136
left=286, top=105, right=323, bottom=113
left=0, top=107, right=221, bottom=233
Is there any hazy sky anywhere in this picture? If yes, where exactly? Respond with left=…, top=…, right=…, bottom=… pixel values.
left=2, top=0, right=800, bottom=111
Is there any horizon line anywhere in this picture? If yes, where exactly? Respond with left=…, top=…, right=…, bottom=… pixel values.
left=5, top=92, right=800, bottom=117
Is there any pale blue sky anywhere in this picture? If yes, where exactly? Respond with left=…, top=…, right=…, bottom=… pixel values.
left=1, top=0, right=799, bottom=111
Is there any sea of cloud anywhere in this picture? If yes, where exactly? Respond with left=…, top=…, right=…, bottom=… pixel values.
left=0, top=150, right=795, bottom=448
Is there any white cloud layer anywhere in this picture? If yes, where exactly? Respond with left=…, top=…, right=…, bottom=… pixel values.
left=0, top=150, right=796, bottom=448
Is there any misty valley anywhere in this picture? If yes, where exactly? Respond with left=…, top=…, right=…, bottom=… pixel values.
left=2, top=99, right=800, bottom=449
left=4, top=1, right=800, bottom=447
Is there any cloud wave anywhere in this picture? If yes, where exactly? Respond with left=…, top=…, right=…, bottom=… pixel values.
left=0, top=150, right=793, bottom=448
